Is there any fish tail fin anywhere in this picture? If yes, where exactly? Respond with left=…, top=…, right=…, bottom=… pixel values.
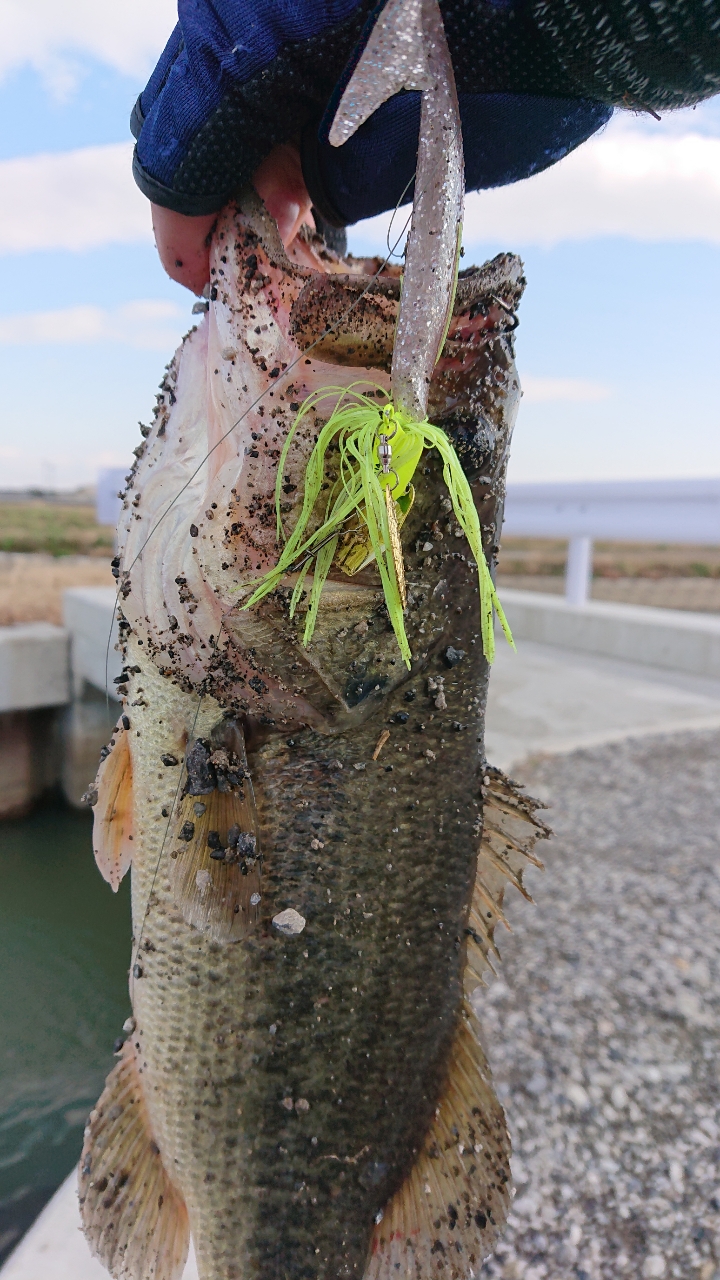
left=88, top=721, right=135, bottom=892
left=79, top=1038, right=190, bottom=1280
left=365, top=768, right=551, bottom=1279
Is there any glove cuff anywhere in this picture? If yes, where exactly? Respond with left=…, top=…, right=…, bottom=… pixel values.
left=132, top=149, right=227, bottom=217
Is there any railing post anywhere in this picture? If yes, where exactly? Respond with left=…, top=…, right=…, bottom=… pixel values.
left=565, top=536, right=593, bottom=605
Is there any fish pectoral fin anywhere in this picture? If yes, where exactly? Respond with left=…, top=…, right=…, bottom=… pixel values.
left=168, top=727, right=261, bottom=944
left=168, top=787, right=262, bottom=944
left=79, top=1038, right=190, bottom=1280
left=91, top=722, right=134, bottom=892
left=366, top=1004, right=510, bottom=1279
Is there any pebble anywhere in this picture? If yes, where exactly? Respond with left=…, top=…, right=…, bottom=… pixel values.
left=272, top=908, right=306, bottom=937
left=477, top=731, right=720, bottom=1280
left=643, top=1258, right=666, bottom=1277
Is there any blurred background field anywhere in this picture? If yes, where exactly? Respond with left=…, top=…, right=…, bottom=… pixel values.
left=0, top=493, right=113, bottom=626
left=3, top=491, right=720, bottom=627
left=497, top=537, right=720, bottom=612
left=0, top=491, right=112, bottom=557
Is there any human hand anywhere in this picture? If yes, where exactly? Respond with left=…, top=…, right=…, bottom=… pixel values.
left=152, top=143, right=313, bottom=295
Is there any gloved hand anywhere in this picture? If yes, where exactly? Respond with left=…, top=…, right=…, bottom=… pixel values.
left=135, top=0, right=720, bottom=291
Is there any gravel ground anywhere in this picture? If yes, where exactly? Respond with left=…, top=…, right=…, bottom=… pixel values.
left=477, top=729, right=720, bottom=1280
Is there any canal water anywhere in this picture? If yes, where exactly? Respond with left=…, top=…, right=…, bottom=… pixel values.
left=0, top=800, right=131, bottom=1264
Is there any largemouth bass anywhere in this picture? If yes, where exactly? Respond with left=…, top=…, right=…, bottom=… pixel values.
left=79, top=193, right=549, bottom=1280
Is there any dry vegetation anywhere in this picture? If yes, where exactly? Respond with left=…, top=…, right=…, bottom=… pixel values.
left=2, top=499, right=719, bottom=625
left=497, top=537, right=720, bottom=612
left=0, top=500, right=113, bottom=557
left=498, top=536, right=720, bottom=580
left=0, top=500, right=114, bottom=625
left=0, top=553, right=113, bottom=626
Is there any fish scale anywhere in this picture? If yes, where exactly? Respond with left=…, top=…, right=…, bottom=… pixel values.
left=124, top=525, right=487, bottom=1277
left=78, top=193, right=548, bottom=1280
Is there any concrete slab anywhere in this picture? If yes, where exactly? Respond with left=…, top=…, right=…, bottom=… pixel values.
left=485, top=638, right=720, bottom=770
left=60, top=688, right=120, bottom=808
left=500, top=587, right=720, bottom=678
left=0, top=707, right=62, bottom=818
left=0, top=1173, right=199, bottom=1280
left=63, top=588, right=121, bottom=697
left=0, top=623, right=68, bottom=712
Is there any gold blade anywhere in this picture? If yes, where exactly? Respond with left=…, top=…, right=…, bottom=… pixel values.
left=385, top=483, right=407, bottom=610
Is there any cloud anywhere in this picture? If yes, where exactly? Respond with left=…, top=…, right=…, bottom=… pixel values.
left=350, top=116, right=720, bottom=251
left=0, top=144, right=152, bottom=252
left=465, top=124, right=720, bottom=247
left=6, top=111, right=720, bottom=258
left=0, top=299, right=188, bottom=349
left=0, top=0, right=177, bottom=89
left=521, top=376, right=612, bottom=404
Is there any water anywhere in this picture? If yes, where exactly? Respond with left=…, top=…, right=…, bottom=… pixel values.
left=0, top=800, right=131, bottom=1263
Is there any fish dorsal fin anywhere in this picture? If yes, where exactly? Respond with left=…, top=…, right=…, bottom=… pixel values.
left=464, top=767, right=550, bottom=995
left=366, top=1003, right=511, bottom=1278
left=91, top=723, right=134, bottom=892
left=79, top=1038, right=190, bottom=1280
left=168, top=722, right=261, bottom=944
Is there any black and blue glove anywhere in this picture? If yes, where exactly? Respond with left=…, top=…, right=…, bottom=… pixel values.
left=131, top=0, right=720, bottom=227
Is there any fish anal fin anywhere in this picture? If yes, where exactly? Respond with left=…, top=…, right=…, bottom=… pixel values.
left=366, top=1005, right=511, bottom=1279
left=79, top=1039, right=189, bottom=1280
left=92, top=724, right=134, bottom=892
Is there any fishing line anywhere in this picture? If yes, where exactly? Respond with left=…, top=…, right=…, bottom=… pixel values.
left=385, top=172, right=415, bottom=259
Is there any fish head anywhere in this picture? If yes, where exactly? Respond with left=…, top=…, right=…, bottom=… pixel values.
left=116, top=193, right=524, bottom=734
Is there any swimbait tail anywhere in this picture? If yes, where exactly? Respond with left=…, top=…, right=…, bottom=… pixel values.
left=329, top=0, right=465, bottom=420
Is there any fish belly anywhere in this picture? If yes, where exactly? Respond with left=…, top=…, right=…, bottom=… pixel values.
left=126, top=615, right=486, bottom=1278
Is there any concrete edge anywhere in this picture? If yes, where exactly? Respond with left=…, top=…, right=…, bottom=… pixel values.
left=499, top=588, right=720, bottom=679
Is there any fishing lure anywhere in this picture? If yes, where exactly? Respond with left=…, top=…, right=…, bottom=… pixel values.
left=244, top=0, right=513, bottom=667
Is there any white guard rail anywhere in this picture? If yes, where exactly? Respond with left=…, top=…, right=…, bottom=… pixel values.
left=502, top=478, right=720, bottom=605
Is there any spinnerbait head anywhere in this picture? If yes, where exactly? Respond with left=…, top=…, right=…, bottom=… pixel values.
left=377, top=406, right=400, bottom=490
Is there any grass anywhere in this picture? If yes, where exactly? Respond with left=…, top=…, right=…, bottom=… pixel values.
left=0, top=502, right=113, bottom=557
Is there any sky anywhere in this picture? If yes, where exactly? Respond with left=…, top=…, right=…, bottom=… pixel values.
left=1, top=2, right=720, bottom=489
